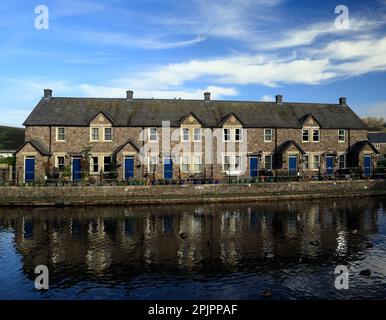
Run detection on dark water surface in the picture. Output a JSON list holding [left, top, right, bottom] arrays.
[[0, 198, 386, 300]]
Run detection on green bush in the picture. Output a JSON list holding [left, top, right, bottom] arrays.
[[0, 156, 15, 166]]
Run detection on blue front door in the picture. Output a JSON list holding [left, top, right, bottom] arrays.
[[288, 156, 297, 173], [72, 158, 82, 181], [125, 156, 134, 179], [326, 156, 334, 175], [164, 157, 173, 179], [25, 157, 35, 182], [364, 155, 372, 177], [249, 157, 259, 177]]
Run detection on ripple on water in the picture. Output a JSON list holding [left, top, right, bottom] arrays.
[[1, 198, 386, 299]]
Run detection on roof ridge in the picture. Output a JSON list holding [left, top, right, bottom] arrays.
[[49, 96, 341, 105]]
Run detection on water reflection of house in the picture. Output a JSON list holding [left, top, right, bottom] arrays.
[[0, 199, 381, 284]]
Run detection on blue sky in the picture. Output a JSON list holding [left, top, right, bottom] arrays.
[[1, 0, 386, 127]]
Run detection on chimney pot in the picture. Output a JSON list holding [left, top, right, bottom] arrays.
[[44, 88, 52, 99], [126, 90, 133, 100], [275, 94, 283, 104], [204, 92, 211, 101], [339, 97, 347, 106]]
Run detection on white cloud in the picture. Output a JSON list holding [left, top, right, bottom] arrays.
[[77, 84, 237, 99], [262, 17, 386, 49], [119, 55, 335, 88], [261, 95, 274, 101], [58, 28, 206, 50]]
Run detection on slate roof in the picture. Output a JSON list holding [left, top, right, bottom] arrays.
[[14, 140, 51, 156], [23, 97, 368, 129], [349, 141, 380, 154], [114, 139, 141, 154], [368, 132, 386, 143], [276, 140, 306, 155]]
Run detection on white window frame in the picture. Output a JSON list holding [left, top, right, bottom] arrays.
[[55, 156, 65, 171], [90, 127, 100, 142], [90, 156, 99, 174], [235, 128, 243, 142], [302, 129, 310, 142], [193, 128, 202, 142], [303, 154, 309, 170], [104, 127, 113, 141], [193, 155, 202, 173], [338, 129, 346, 143], [56, 127, 66, 142], [235, 155, 241, 171], [222, 154, 243, 174], [223, 128, 231, 142], [180, 155, 190, 173], [103, 156, 113, 173], [312, 129, 320, 143], [312, 154, 320, 170], [338, 154, 346, 169], [222, 155, 231, 171], [264, 155, 272, 170], [181, 127, 190, 142], [264, 129, 273, 142], [149, 128, 158, 142], [148, 154, 158, 172]]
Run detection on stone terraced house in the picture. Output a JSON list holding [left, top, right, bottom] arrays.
[[14, 89, 380, 183]]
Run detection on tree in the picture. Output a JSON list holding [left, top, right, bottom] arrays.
[[362, 117, 386, 132], [0, 128, 10, 149]]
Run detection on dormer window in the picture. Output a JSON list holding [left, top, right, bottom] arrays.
[[302, 127, 319, 142], [104, 128, 113, 141], [193, 128, 201, 142], [302, 129, 309, 142], [149, 128, 157, 141], [181, 128, 189, 141], [223, 128, 231, 141], [91, 127, 100, 141], [313, 129, 320, 142], [235, 128, 243, 141]]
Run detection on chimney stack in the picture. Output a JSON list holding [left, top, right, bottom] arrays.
[[204, 92, 211, 102], [44, 88, 52, 99], [275, 94, 283, 104], [126, 90, 133, 100], [339, 97, 347, 106]]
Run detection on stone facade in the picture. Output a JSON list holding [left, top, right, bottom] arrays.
[[15, 92, 379, 183]]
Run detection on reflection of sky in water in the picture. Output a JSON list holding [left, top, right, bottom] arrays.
[[0, 197, 385, 300]]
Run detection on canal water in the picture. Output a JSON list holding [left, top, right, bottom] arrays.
[[0, 198, 385, 300]]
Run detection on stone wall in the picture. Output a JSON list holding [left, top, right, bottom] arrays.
[[0, 180, 385, 206], [20, 124, 371, 182]]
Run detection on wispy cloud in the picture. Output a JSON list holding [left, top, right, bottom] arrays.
[[261, 95, 274, 101], [261, 16, 386, 49], [66, 29, 206, 49]]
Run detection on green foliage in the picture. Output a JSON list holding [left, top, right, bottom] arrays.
[[0, 126, 25, 149], [0, 156, 15, 165], [61, 165, 72, 177], [377, 159, 386, 168]]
